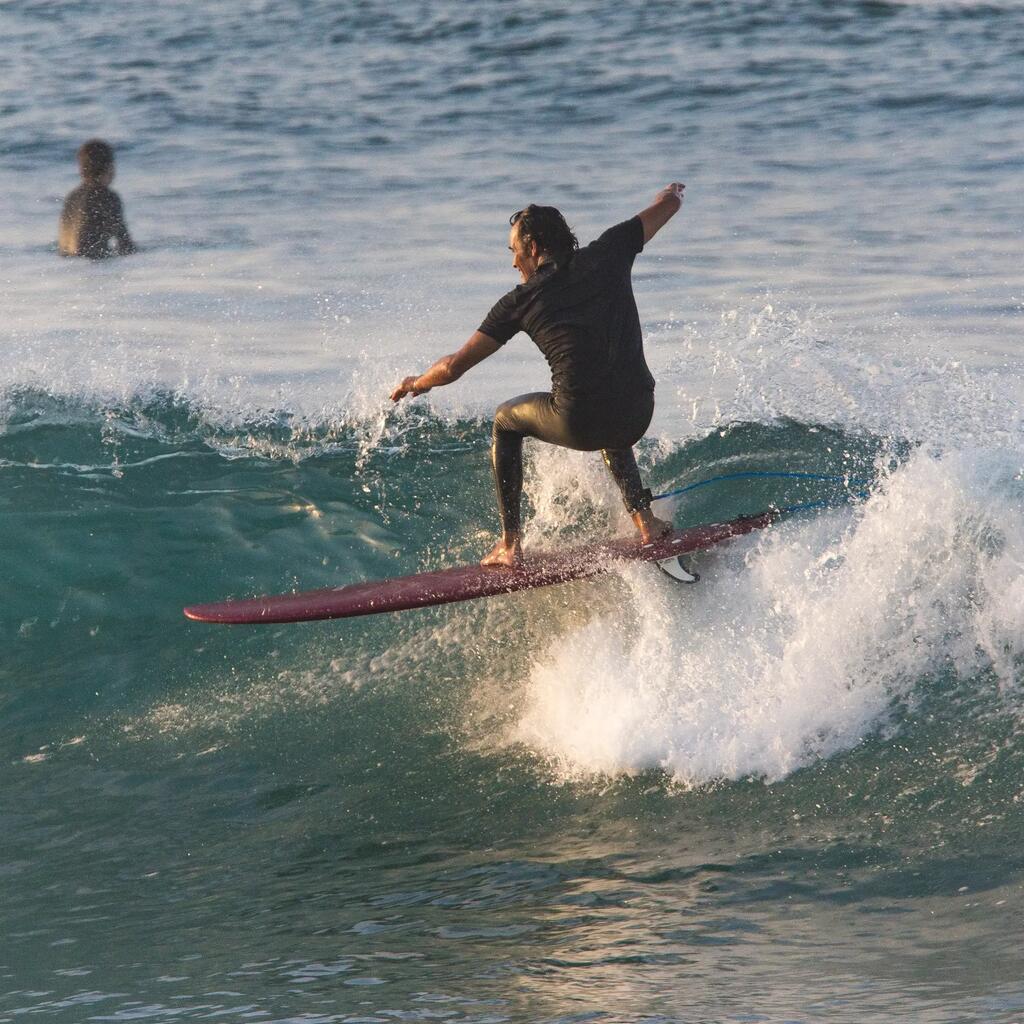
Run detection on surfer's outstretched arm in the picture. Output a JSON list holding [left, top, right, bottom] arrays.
[[638, 182, 685, 244], [390, 331, 501, 402]]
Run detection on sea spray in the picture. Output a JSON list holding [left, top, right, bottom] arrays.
[[515, 447, 1024, 783]]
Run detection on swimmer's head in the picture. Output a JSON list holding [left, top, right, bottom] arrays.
[[508, 205, 577, 281], [77, 139, 116, 184]]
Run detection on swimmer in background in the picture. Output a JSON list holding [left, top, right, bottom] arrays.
[[58, 139, 136, 259]]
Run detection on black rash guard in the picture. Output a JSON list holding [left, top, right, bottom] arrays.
[[58, 183, 135, 259], [478, 216, 655, 409]]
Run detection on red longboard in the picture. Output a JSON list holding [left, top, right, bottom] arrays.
[[183, 509, 780, 625]]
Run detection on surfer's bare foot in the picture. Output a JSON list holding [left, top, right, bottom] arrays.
[[632, 509, 674, 545], [480, 535, 523, 568]]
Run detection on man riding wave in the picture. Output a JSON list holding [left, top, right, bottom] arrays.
[[391, 182, 685, 567]]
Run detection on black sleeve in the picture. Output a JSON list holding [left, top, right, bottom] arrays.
[[592, 216, 645, 259], [477, 286, 523, 346]]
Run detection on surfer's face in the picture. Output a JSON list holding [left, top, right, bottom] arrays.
[[509, 224, 541, 283]]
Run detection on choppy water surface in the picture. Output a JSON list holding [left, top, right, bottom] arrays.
[[2, 1, 1023, 1022]]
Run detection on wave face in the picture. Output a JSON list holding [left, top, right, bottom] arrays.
[[3, 0, 1024, 1020], [3, 387, 1020, 774], [3, 384, 1024, 1022]]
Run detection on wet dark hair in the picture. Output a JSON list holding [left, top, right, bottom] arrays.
[[77, 139, 115, 180], [510, 205, 578, 259]]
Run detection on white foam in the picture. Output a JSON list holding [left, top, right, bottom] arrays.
[[655, 301, 1024, 450], [4, 282, 1023, 459], [514, 447, 1024, 784]]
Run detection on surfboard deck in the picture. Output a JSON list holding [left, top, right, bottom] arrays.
[[183, 509, 780, 625]]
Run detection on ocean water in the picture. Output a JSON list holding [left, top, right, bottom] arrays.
[[2, 1, 1024, 1021]]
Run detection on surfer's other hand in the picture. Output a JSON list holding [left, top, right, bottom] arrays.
[[390, 376, 430, 401]]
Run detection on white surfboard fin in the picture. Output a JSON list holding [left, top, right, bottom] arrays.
[[657, 555, 700, 584]]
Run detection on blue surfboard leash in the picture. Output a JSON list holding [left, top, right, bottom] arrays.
[[647, 470, 871, 583], [652, 470, 870, 505]]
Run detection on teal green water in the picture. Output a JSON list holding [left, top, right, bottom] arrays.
[[3, 391, 1023, 1022], [3, 0, 1024, 1017]]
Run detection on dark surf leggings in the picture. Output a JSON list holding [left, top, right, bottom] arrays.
[[491, 390, 655, 537]]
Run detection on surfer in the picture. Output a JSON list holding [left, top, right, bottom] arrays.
[[391, 183, 685, 567], [58, 139, 136, 259]]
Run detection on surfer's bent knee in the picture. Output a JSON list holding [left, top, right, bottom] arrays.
[[492, 400, 520, 436], [493, 392, 552, 438]]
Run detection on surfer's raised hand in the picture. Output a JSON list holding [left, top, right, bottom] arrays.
[[390, 376, 430, 402], [639, 182, 686, 244], [654, 182, 685, 205]]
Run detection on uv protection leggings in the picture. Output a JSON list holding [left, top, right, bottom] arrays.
[[491, 390, 655, 536]]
